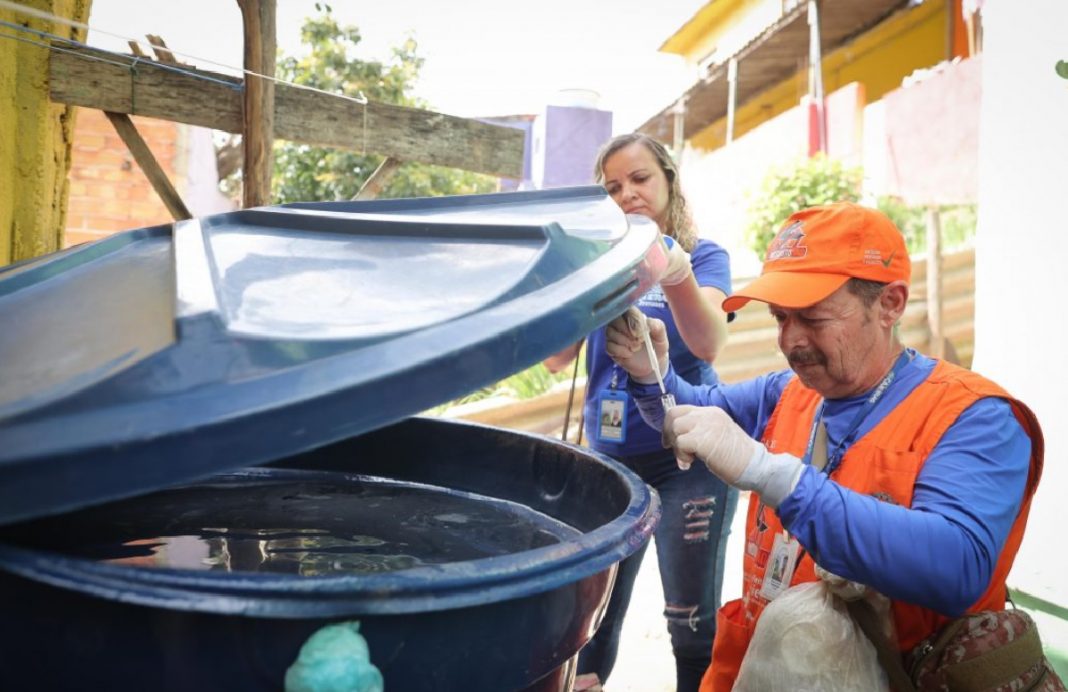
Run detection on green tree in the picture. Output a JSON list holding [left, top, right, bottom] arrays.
[[266, 6, 496, 203], [744, 155, 862, 256]]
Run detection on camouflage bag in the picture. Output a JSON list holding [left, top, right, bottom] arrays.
[[848, 601, 1065, 692], [905, 609, 1064, 692]]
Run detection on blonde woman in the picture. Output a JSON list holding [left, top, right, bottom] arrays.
[[546, 133, 737, 692]]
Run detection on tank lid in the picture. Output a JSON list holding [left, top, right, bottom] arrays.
[[0, 186, 665, 525]]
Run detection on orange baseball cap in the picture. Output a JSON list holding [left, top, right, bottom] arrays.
[[722, 202, 910, 312]]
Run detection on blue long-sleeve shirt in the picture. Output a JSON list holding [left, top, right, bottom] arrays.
[[628, 350, 1031, 616]]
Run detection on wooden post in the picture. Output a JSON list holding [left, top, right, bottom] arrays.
[[925, 206, 944, 359], [104, 112, 192, 221], [806, 0, 827, 155], [237, 0, 276, 209], [670, 98, 687, 154], [671, 98, 686, 155], [726, 58, 738, 145], [353, 157, 402, 200], [964, 11, 977, 57]]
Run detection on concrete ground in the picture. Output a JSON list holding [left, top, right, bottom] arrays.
[[605, 492, 749, 692]]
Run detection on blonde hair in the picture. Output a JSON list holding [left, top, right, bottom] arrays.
[[593, 133, 697, 252]]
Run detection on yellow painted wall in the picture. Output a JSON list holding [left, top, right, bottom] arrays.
[[690, 0, 954, 151], [0, 0, 92, 266], [663, 0, 783, 66]]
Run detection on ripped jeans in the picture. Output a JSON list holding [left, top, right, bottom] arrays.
[[577, 447, 739, 692]]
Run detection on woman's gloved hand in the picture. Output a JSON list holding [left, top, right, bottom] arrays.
[[659, 235, 693, 286], [605, 308, 669, 385]]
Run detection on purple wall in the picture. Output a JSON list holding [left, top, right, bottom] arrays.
[[533, 105, 613, 189]]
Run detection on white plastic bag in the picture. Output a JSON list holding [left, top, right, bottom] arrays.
[[733, 577, 889, 692]]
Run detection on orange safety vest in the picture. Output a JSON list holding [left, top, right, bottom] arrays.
[[701, 360, 1044, 692]]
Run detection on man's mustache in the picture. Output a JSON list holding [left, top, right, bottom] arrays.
[[787, 350, 825, 367]]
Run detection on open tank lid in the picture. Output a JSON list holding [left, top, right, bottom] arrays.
[[0, 186, 666, 525]]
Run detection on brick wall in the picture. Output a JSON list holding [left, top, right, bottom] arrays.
[[64, 110, 185, 247]]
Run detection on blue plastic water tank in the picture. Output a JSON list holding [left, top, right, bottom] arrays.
[[0, 187, 666, 691]]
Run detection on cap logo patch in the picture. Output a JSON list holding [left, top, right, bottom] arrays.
[[766, 221, 808, 261], [862, 249, 895, 267]]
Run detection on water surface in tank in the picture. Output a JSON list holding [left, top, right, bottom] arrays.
[[1, 475, 580, 576]]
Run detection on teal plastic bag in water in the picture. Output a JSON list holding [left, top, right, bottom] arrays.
[[285, 621, 384, 692]]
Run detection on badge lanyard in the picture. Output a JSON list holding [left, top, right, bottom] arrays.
[[801, 349, 913, 475], [596, 365, 629, 444], [751, 350, 912, 600]]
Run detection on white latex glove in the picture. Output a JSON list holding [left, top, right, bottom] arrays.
[[663, 405, 758, 480], [664, 405, 804, 507], [604, 307, 669, 385], [659, 235, 693, 287]]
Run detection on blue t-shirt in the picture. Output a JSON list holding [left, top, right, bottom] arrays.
[[628, 350, 1032, 616], [584, 238, 732, 456]]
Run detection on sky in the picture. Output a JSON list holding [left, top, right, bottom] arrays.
[[82, 0, 709, 134]]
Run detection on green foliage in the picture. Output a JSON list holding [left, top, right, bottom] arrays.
[[224, 7, 496, 203], [425, 360, 584, 416], [744, 155, 862, 256], [875, 195, 926, 253], [875, 196, 977, 254]]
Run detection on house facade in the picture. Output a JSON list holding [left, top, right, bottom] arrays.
[[639, 0, 981, 274]]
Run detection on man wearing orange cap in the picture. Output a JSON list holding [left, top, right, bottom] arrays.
[[606, 202, 1044, 691]]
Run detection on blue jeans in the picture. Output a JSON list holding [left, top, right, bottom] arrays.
[[577, 448, 739, 692]]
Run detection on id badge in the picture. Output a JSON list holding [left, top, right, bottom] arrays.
[[759, 531, 800, 601], [596, 390, 628, 443]]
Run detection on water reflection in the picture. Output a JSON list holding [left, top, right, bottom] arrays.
[[3, 476, 578, 576]]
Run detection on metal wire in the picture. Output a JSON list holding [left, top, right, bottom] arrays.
[[0, 19, 242, 89], [0, 0, 368, 105]]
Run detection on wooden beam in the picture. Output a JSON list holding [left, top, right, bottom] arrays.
[[49, 46, 525, 178], [236, 0, 276, 208], [103, 112, 192, 221], [353, 157, 402, 200]]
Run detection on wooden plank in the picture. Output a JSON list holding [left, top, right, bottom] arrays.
[[237, 0, 276, 208], [145, 35, 180, 65], [353, 156, 402, 200], [49, 46, 525, 178], [103, 112, 192, 221], [271, 87, 523, 178], [50, 47, 244, 131], [925, 207, 944, 358]]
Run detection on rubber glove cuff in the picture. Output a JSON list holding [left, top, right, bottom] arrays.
[[734, 445, 804, 508]]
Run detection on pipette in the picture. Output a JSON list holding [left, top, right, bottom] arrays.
[[642, 327, 676, 412], [625, 309, 675, 412]]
